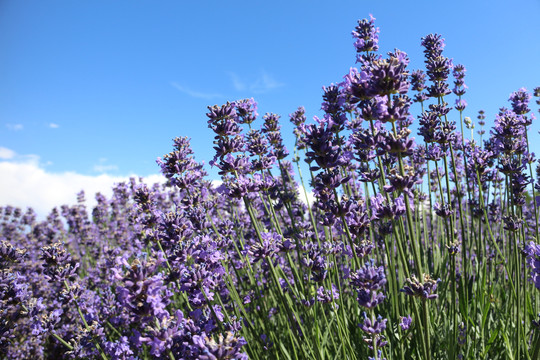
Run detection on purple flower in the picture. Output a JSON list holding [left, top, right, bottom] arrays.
[[290, 106, 307, 149], [434, 202, 453, 218], [421, 34, 445, 59], [368, 350, 387, 360], [399, 315, 413, 331], [352, 15, 379, 57], [302, 247, 330, 283], [452, 64, 467, 96], [248, 232, 280, 263], [351, 260, 386, 309], [0, 240, 26, 267], [359, 312, 387, 335], [410, 70, 426, 93], [114, 257, 171, 320], [370, 51, 410, 97], [359, 312, 388, 350], [210, 153, 251, 176], [383, 166, 418, 198], [223, 174, 259, 199], [197, 332, 248, 360], [455, 99, 467, 111], [524, 241, 540, 290], [533, 313, 540, 329], [401, 274, 440, 300], [371, 193, 409, 220], [491, 110, 527, 155], [104, 336, 134, 359], [262, 113, 289, 160], [235, 98, 258, 125], [458, 322, 467, 346], [40, 242, 79, 283], [477, 109, 486, 124], [342, 67, 373, 104], [418, 109, 441, 144], [446, 242, 460, 256], [316, 284, 339, 304], [356, 289, 386, 309], [206, 102, 239, 136], [350, 260, 387, 291], [421, 33, 453, 98], [322, 84, 346, 116], [157, 137, 207, 190], [509, 88, 532, 115], [303, 122, 342, 171]]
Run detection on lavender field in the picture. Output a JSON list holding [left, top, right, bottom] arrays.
[[3, 16, 540, 359]]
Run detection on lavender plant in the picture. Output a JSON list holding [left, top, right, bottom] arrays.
[[2, 15, 540, 360]]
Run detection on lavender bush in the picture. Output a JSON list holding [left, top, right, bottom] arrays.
[[2, 15, 540, 360]]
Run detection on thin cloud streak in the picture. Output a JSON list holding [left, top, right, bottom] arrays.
[[6, 123, 23, 131], [229, 70, 284, 94], [93, 164, 119, 172], [93, 158, 118, 173], [230, 72, 247, 91], [171, 82, 224, 99]]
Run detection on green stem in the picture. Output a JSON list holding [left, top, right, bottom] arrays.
[[52, 333, 74, 350]]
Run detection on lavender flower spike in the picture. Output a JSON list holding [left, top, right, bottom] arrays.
[[401, 274, 440, 300]]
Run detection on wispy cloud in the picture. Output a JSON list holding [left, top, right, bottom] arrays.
[[93, 158, 118, 173], [229, 70, 284, 94], [6, 123, 23, 131], [49, 123, 59, 129], [93, 164, 119, 172], [230, 73, 247, 91], [171, 82, 223, 99]]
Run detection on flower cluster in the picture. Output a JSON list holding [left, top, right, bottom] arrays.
[[2, 15, 540, 360]]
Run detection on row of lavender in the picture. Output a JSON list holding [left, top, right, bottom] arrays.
[[2, 15, 540, 359]]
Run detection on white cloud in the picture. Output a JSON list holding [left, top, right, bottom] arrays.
[[229, 70, 284, 94], [1, 148, 313, 221], [6, 123, 23, 131], [49, 123, 59, 128], [0, 147, 16, 160], [0, 153, 166, 219], [171, 82, 224, 99]]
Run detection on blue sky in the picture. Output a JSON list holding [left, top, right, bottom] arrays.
[[1, 0, 539, 215]]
